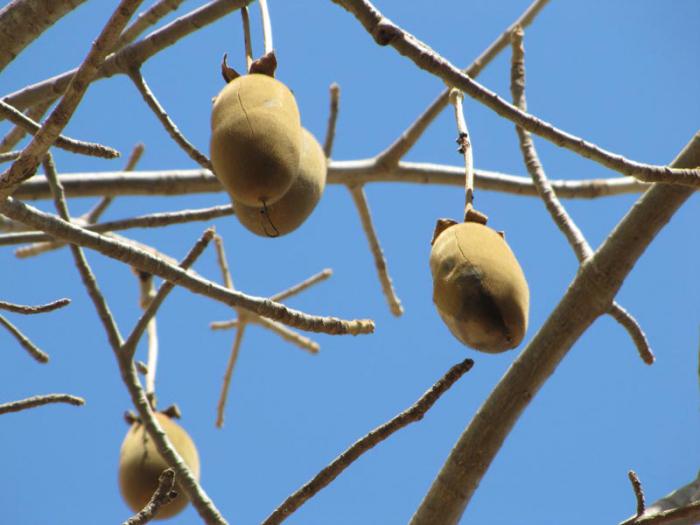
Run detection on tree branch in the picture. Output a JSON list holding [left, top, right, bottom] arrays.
[[262, 358, 474, 525], [0, 0, 86, 73], [121, 468, 177, 525], [0, 313, 49, 362], [0, 297, 69, 314], [11, 164, 650, 202], [0, 393, 84, 414]]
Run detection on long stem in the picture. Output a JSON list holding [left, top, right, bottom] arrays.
[[258, 0, 274, 54]]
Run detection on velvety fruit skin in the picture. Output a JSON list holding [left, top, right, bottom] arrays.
[[232, 128, 326, 237], [430, 222, 529, 353], [210, 74, 302, 207], [119, 413, 200, 520]]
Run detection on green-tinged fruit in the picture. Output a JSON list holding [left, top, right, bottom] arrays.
[[430, 221, 529, 353], [210, 73, 302, 207], [118, 412, 200, 520], [233, 128, 327, 237]]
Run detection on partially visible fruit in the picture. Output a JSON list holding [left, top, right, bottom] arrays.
[[233, 128, 327, 237], [210, 73, 302, 207], [118, 412, 200, 520], [430, 221, 529, 353]]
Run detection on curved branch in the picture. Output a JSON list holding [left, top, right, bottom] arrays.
[[0, 393, 84, 414]]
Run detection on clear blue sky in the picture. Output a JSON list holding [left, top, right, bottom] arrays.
[[1, 1, 699, 524]]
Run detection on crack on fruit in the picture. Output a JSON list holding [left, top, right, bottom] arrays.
[[260, 201, 280, 238], [236, 90, 254, 138]]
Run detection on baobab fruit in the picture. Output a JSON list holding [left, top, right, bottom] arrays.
[[232, 128, 327, 237], [118, 412, 200, 519], [210, 73, 302, 207], [430, 221, 529, 353]]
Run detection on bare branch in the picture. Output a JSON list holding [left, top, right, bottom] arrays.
[[258, 0, 273, 55], [3, 0, 253, 112], [323, 83, 340, 158], [210, 319, 240, 330], [348, 185, 403, 316], [0, 313, 49, 362], [0, 99, 52, 153], [271, 269, 333, 302], [12, 165, 650, 202], [216, 323, 246, 428], [509, 27, 653, 365], [409, 134, 700, 525], [608, 304, 654, 365], [213, 233, 235, 290], [0, 393, 84, 415], [375, 0, 551, 168], [122, 228, 215, 357], [628, 470, 646, 518], [0, 0, 144, 196], [249, 315, 319, 354], [330, 0, 700, 187], [262, 358, 474, 525], [0, 0, 87, 73], [0, 100, 120, 159], [0, 297, 69, 314], [115, 0, 185, 50], [241, 5, 253, 70], [3, 205, 233, 249], [121, 468, 177, 525], [128, 68, 213, 170], [43, 153, 124, 349]]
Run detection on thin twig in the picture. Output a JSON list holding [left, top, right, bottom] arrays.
[[122, 228, 215, 358], [323, 83, 340, 158], [330, 0, 700, 187], [210, 319, 240, 330], [0, 100, 120, 160], [0, 0, 144, 196], [249, 315, 319, 354], [4, 205, 233, 250], [43, 153, 124, 349], [213, 233, 235, 290], [262, 358, 475, 525], [258, 0, 273, 54], [241, 5, 253, 71], [509, 27, 653, 365], [0, 393, 84, 415], [136, 273, 159, 396], [0, 297, 70, 314], [116, 0, 185, 50], [129, 68, 213, 170], [121, 468, 177, 525], [12, 165, 650, 202], [271, 269, 333, 302], [0, 99, 53, 153], [0, 313, 49, 363], [375, 0, 551, 168], [216, 323, 246, 428], [628, 470, 646, 518], [348, 185, 403, 316], [449, 88, 480, 222], [3, 0, 252, 112]]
